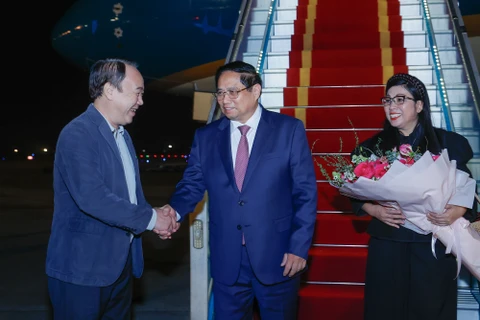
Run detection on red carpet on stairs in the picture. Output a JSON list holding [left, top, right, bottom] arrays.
[[277, 0, 409, 318]]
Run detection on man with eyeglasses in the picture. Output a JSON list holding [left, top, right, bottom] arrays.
[[160, 60, 318, 319]]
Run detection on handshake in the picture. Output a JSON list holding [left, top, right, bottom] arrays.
[[153, 204, 180, 240]]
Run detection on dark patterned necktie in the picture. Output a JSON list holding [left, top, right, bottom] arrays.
[[234, 125, 250, 191]]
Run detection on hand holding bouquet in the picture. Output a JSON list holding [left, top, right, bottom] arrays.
[[315, 141, 479, 280]]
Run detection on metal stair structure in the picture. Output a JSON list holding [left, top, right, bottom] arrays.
[[235, 0, 480, 318]]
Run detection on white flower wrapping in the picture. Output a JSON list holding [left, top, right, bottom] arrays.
[[338, 149, 479, 280]]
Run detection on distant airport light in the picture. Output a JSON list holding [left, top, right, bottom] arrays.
[[43, 148, 48, 152], [168, 145, 173, 149], [27, 155, 34, 160], [14, 149, 19, 153], [31, 153, 36, 157], [139, 154, 144, 158]]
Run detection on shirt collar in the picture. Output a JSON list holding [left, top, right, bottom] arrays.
[[97, 110, 124, 136], [230, 104, 262, 133]]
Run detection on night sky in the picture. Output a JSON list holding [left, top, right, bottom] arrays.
[[2, 1, 202, 158]]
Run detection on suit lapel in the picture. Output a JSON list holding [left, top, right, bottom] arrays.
[[86, 104, 123, 165], [100, 123, 122, 164], [242, 109, 274, 190], [217, 118, 237, 191]]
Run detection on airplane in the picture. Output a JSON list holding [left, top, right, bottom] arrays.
[[51, 0, 480, 98], [51, 0, 242, 97]]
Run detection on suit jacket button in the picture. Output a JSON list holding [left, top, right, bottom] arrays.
[[237, 225, 242, 230], [238, 200, 244, 206]]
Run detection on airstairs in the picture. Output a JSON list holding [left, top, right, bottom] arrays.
[[234, 0, 480, 319]]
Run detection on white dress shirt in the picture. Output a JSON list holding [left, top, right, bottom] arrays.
[[230, 105, 262, 167]]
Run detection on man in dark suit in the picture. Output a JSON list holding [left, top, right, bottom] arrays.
[[45, 58, 179, 319], [162, 61, 318, 319]]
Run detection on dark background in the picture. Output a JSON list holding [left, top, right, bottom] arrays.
[[2, 1, 202, 159]]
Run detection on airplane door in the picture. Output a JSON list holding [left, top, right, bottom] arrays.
[[190, 91, 216, 320], [189, 193, 212, 320]]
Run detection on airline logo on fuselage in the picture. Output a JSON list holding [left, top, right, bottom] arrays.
[[193, 15, 233, 36]]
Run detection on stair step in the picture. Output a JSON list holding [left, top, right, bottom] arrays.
[[248, 15, 453, 38], [284, 66, 408, 87], [308, 130, 381, 153], [313, 214, 370, 245], [246, 29, 454, 54], [293, 15, 403, 33], [242, 47, 459, 70], [316, 182, 352, 212], [291, 31, 405, 50], [284, 86, 385, 106], [262, 83, 472, 108], [280, 106, 385, 129], [304, 246, 368, 283], [298, 284, 364, 319], [264, 64, 467, 88]]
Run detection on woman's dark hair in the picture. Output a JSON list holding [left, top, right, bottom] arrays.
[[89, 58, 138, 100], [379, 73, 442, 154], [215, 61, 262, 91]]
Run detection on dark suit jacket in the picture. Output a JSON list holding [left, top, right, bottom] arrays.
[[46, 104, 153, 286], [170, 106, 318, 285], [351, 127, 476, 242]]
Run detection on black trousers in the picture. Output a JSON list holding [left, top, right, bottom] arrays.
[[364, 237, 457, 320], [48, 249, 133, 320]]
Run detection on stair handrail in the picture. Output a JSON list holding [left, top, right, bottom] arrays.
[[420, 0, 455, 132], [201, 3, 253, 318], [444, 0, 480, 124], [256, 0, 278, 74], [206, 0, 253, 125]]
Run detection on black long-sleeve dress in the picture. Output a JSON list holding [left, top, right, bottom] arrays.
[[350, 125, 476, 320]]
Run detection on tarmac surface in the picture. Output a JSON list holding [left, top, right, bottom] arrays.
[[0, 161, 191, 320]]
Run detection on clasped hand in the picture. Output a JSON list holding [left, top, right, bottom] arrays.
[[153, 205, 180, 240], [426, 204, 466, 226]]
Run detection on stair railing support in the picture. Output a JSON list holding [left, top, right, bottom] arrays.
[[421, 0, 455, 132]]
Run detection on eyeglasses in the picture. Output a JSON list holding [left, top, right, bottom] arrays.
[[213, 84, 254, 100], [381, 95, 415, 106]]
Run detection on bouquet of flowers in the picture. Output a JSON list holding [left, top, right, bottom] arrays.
[[315, 139, 479, 280]]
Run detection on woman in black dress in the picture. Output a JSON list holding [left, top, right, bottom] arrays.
[[351, 73, 477, 320]]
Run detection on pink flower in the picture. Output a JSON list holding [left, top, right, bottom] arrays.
[[354, 161, 375, 179], [399, 144, 413, 157]]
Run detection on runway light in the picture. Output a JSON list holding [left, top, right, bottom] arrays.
[[14, 149, 19, 153], [43, 148, 48, 152], [27, 155, 34, 160], [168, 145, 173, 149]]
